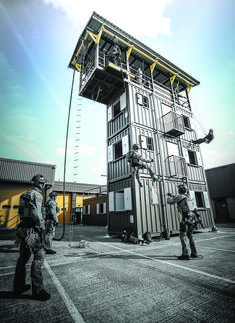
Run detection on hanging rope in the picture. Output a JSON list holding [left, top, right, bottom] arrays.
[[191, 98, 207, 136], [54, 69, 76, 241]]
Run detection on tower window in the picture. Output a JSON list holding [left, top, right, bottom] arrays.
[[147, 137, 154, 150], [195, 192, 205, 207], [113, 101, 121, 117], [188, 150, 197, 165], [183, 116, 191, 129], [143, 96, 149, 108], [114, 141, 123, 159]]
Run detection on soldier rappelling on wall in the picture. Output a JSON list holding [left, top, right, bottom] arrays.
[[126, 144, 158, 187], [192, 129, 214, 145]]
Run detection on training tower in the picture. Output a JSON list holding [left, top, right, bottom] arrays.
[[69, 12, 215, 237]]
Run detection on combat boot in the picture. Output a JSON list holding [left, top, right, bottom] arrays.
[[14, 284, 31, 295], [178, 255, 190, 260], [32, 289, 51, 301], [46, 249, 56, 254], [191, 254, 199, 258]]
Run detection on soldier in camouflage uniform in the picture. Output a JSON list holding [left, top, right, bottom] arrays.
[[167, 184, 199, 260], [127, 144, 158, 187], [45, 191, 59, 254], [13, 174, 51, 301]]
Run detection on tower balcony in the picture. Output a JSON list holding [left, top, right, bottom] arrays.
[[163, 111, 185, 137], [79, 50, 130, 105]]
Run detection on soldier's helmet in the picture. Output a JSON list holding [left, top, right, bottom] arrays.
[[178, 184, 187, 194], [31, 174, 47, 189], [49, 191, 58, 198], [132, 144, 139, 150]]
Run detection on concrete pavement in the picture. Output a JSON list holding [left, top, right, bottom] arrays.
[[0, 224, 235, 323]]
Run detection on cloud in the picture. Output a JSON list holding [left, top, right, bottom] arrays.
[[43, 0, 173, 38]]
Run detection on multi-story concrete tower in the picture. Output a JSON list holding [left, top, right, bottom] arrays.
[[69, 12, 215, 238]]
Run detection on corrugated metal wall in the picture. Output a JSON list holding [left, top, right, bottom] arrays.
[[134, 178, 163, 236], [0, 158, 55, 184], [107, 78, 214, 237]]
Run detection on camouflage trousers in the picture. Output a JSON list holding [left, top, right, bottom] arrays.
[[179, 212, 198, 257], [14, 236, 45, 294], [45, 220, 55, 250]]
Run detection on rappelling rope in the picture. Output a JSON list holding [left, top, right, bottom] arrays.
[[191, 98, 207, 136]]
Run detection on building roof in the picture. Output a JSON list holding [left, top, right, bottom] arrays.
[[0, 158, 56, 185], [53, 181, 107, 195], [69, 11, 200, 91]]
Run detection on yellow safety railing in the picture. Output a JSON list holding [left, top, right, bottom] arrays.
[[71, 26, 195, 92]]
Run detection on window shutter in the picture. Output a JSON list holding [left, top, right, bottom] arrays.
[[108, 106, 112, 121], [122, 135, 129, 155], [190, 117, 195, 130], [96, 204, 100, 214], [137, 93, 143, 105], [189, 191, 196, 208], [120, 92, 126, 110], [109, 192, 114, 211], [203, 192, 210, 208], [182, 147, 190, 164], [196, 151, 203, 166], [103, 203, 106, 213], [124, 187, 132, 210], [107, 145, 113, 162], [140, 135, 147, 149]]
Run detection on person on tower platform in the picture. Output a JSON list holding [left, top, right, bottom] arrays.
[[107, 35, 121, 65]]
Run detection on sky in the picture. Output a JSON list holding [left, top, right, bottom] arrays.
[[0, 0, 234, 185]]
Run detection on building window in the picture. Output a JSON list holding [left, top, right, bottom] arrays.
[[183, 116, 191, 129], [113, 101, 121, 117], [114, 141, 123, 159], [137, 93, 149, 108], [97, 203, 106, 214], [143, 96, 149, 108], [147, 137, 154, 150], [188, 150, 198, 165], [195, 192, 205, 208], [99, 203, 104, 214], [84, 205, 90, 214], [140, 135, 154, 150], [115, 191, 125, 211]]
